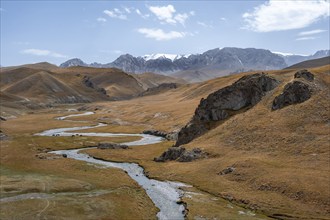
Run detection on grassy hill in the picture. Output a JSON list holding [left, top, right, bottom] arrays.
[[0, 63, 329, 219], [81, 65, 330, 219]]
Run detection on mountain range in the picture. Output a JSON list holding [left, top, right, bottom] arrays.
[[60, 47, 329, 82]]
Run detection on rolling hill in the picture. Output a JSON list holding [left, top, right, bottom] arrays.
[[80, 64, 330, 219]]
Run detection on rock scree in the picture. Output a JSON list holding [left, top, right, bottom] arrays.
[[175, 73, 280, 146], [154, 147, 207, 162], [294, 69, 314, 81], [272, 81, 312, 110]]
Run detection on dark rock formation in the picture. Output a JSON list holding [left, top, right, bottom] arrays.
[[82, 76, 107, 95], [0, 116, 6, 121], [154, 147, 206, 162], [154, 147, 185, 162], [294, 69, 314, 81], [219, 167, 235, 175], [97, 142, 129, 149], [175, 73, 280, 146], [177, 148, 206, 162], [272, 81, 312, 110]]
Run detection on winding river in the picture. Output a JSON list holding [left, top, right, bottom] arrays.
[[36, 112, 187, 220]]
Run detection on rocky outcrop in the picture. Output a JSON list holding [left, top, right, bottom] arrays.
[[177, 148, 206, 162], [154, 147, 206, 162], [294, 69, 314, 81], [219, 167, 235, 175], [96, 142, 129, 149], [82, 76, 107, 95], [36, 153, 65, 160], [143, 129, 178, 141], [0, 116, 6, 121], [272, 81, 312, 110], [175, 73, 280, 146]]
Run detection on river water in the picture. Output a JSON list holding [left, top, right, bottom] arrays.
[[36, 112, 187, 220]]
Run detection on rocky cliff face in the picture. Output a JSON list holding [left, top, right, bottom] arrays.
[[175, 73, 280, 146]]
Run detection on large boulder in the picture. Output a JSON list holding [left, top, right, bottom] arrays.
[[97, 142, 129, 149], [294, 69, 314, 81], [154, 147, 207, 162], [272, 81, 312, 110], [175, 73, 280, 146], [154, 147, 185, 162], [177, 148, 206, 162]]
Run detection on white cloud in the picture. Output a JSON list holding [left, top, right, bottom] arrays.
[[148, 4, 192, 25], [296, 36, 318, 41], [21, 49, 67, 58], [137, 28, 186, 41], [197, 21, 213, 28], [298, 29, 327, 36], [174, 13, 189, 26], [124, 7, 131, 14], [136, 9, 150, 19], [104, 9, 127, 20], [220, 17, 227, 21], [243, 0, 330, 32], [149, 5, 176, 24], [97, 17, 107, 22]]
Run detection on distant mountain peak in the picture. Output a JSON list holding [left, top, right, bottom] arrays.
[[142, 53, 190, 61], [59, 58, 87, 68]]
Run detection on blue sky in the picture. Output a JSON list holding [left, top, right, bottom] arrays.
[[1, 0, 329, 66]]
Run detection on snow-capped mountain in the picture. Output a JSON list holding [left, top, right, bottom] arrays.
[[142, 54, 190, 61], [59, 48, 329, 81], [272, 50, 330, 66]]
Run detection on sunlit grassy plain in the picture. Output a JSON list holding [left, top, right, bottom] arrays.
[[1, 65, 329, 219]]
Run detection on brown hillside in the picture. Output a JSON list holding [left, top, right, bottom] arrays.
[[82, 65, 330, 219], [53, 66, 145, 100], [3, 71, 91, 103], [132, 72, 187, 89]]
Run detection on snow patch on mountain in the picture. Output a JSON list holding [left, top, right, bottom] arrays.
[[272, 51, 308, 57], [142, 54, 190, 61]]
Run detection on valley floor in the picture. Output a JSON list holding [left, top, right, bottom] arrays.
[[1, 65, 329, 219]]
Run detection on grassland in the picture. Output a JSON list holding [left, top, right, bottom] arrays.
[[1, 65, 329, 219]]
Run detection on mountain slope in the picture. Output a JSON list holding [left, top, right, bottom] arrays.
[[60, 47, 288, 79], [59, 48, 329, 83], [3, 71, 92, 103], [131, 72, 187, 89], [285, 56, 330, 69]]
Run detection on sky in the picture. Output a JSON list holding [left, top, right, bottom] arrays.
[[1, 0, 329, 66]]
